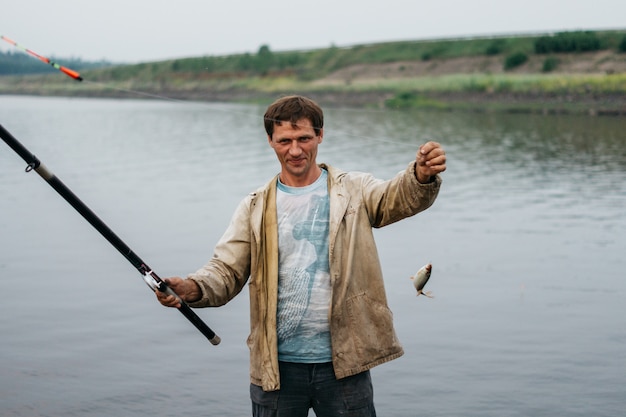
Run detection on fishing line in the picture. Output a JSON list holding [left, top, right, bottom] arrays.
[[81, 79, 189, 103], [91, 80, 418, 151], [80, 78, 420, 151], [1, 35, 421, 150]]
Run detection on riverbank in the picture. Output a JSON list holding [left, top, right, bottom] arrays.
[[2, 79, 624, 116]]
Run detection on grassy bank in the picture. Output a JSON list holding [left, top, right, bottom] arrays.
[[1, 30, 625, 115]]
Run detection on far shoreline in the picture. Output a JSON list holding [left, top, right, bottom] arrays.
[[2, 89, 625, 116]]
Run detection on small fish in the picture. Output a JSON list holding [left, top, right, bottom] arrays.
[[410, 263, 433, 298]]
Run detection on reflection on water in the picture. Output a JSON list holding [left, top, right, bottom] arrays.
[[0, 96, 625, 417]]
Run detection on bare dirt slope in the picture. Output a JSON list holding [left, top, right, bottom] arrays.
[[316, 51, 626, 84]]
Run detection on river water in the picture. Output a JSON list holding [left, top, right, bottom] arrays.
[[0, 95, 624, 417]]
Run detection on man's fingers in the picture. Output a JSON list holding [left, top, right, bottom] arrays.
[[418, 149, 445, 167], [425, 153, 446, 167], [419, 141, 441, 155], [156, 290, 181, 308]]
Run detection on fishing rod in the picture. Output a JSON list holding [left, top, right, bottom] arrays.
[[0, 124, 220, 345]]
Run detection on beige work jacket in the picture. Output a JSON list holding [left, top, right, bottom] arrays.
[[188, 162, 441, 391]]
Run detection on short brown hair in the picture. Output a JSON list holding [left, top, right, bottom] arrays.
[[263, 95, 324, 138]]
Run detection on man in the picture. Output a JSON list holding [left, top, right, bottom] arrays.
[[157, 95, 446, 416]]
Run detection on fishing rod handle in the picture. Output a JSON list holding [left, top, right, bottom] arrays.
[[178, 301, 221, 346], [144, 271, 221, 346]]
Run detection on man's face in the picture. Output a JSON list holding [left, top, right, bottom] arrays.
[[268, 118, 323, 187]]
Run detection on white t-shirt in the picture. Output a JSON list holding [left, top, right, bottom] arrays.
[[276, 169, 332, 363]]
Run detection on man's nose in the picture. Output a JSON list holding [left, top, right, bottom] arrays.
[[289, 141, 302, 154]]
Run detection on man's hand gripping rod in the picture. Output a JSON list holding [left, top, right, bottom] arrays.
[[0, 124, 220, 345], [141, 268, 220, 345]]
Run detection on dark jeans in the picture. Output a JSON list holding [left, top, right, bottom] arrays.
[[250, 361, 376, 417]]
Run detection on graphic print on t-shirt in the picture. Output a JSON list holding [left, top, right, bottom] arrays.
[[276, 173, 332, 362]]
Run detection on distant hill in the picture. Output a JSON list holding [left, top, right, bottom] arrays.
[[84, 30, 626, 80]]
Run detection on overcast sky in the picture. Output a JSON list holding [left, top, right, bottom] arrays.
[[1, 0, 625, 63]]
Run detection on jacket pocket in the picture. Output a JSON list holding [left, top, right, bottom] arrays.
[[246, 330, 262, 383], [345, 292, 396, 361]]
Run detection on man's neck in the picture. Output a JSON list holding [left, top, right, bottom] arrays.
[[280, 165, 322, 187]]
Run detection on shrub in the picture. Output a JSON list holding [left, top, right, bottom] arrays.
[[542, 57, 559, 72], [620, 35, 626, 53], [485, 40, 505, 55], [504, 52, 528, 70]]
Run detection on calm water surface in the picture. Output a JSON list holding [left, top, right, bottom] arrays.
[[1, 95, 625, 416]]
